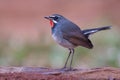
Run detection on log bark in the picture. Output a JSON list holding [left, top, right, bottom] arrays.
[[0, 67, 120, 80]]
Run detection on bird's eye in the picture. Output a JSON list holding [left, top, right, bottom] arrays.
[[53, 16, 58, 20], [49, 16, 59, 20]]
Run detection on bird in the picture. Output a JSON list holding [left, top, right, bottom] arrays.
[[44, 14, 111, 70]]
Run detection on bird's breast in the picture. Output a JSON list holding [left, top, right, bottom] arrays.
[[52, 32, 76, 49]]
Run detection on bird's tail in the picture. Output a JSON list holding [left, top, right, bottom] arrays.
[[82, 26, 111, 37]]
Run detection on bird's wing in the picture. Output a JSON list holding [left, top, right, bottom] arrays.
[[61, 22, 93, 49]]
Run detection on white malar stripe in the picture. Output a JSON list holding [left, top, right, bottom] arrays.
[[52, 20, 57, 23]]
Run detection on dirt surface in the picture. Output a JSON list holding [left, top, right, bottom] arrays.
[[0, 67, 119, 80]]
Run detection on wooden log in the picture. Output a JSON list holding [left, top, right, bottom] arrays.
[[0, 67, 120, 80]]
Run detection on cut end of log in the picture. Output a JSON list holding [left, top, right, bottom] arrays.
[[0, 67, 120, 80]]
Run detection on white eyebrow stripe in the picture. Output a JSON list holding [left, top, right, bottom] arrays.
[[50, 16, 55, 18]]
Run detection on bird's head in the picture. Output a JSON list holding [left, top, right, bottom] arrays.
[[44, 14, 65, 27]]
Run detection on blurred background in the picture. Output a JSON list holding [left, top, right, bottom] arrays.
[[0, 0, 120, 68]]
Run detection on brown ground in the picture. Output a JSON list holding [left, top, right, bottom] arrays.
[[0, 67, 120, 80]]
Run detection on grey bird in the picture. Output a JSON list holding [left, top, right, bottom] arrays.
[[44, 14, 111, 70]]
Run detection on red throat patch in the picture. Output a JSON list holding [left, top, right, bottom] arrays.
[[49, 20, 54, 27]]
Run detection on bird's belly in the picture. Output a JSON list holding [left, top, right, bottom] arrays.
[[52, 34, 75, 49]]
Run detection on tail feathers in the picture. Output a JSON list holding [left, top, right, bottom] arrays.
[[82, 26, 111, 37]]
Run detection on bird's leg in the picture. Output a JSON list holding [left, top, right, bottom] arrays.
[[63, 49, 71, 69], [69, 49, 74, 70]]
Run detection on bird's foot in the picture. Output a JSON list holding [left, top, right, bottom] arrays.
[[59, 67, 77, 72]]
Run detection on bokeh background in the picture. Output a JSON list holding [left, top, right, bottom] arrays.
[[0, 0, 120, 68]]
